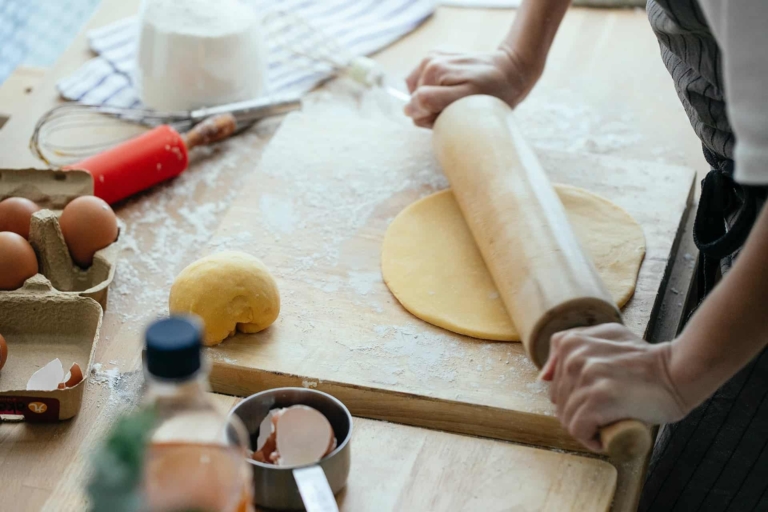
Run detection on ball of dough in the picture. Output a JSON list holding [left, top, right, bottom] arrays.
[[169, 251, 280, 346]]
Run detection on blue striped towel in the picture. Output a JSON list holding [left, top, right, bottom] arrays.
[[57, 0, 435, 108]]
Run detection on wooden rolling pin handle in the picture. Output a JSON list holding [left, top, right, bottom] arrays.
[[529, 298, 622, 369], [182, 113, 238, 149], [600, 419, 652, 461]]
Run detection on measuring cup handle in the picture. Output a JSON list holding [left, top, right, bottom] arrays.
[[292, 466, 339, 512]]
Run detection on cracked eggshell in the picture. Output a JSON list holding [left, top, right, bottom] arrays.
[[253, 408, 285, 463], [58, 363, 84, 389], [256, 408, 284, 451], [275, 405, 334, 467], [27, 358, 64, 391], [326, 436, 338, 457]]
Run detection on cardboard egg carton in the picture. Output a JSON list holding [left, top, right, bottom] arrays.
[[0, 168, 121, 421]]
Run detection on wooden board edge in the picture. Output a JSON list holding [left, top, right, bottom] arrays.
[[210, 362, 591, 453], [643, 173, 696, 342]]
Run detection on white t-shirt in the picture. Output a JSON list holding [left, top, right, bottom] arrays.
[[699, 1, 768, 185]]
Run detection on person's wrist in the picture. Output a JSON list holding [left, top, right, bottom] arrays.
[[497, 43, 544, 88], [653, 341, 693, 419]]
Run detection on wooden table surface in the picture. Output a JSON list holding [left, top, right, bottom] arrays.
[[0, 1, 702, 511]]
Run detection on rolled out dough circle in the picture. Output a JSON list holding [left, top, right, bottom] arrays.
[[381, 185, 646, 341]]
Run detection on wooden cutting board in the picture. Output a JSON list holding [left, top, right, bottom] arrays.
[[206, 101, 695, 452], [211, 393, 618, 512]]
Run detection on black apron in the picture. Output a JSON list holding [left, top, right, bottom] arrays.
[[638, 148, 768, 512], [640, 2, 768, 510]]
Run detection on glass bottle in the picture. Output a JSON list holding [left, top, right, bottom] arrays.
[[141, 316, 253, 512]]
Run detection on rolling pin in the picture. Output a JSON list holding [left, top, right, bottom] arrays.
[[432, 95, 651, 461]]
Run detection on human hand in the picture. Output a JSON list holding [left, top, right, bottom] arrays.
[[539, 323, 689, 452], [403, 48, 540, 128]]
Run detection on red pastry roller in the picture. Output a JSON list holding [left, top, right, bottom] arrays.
[[66, 115, 233, 204]]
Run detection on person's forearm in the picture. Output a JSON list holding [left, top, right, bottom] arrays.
[[500, 0, 572, 77], [670, 202, 768, 409]]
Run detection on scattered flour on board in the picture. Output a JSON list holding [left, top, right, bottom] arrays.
[[260, 194, 298, 235], [516, 87, 642, 155], [208, 231, 254, 251], [90, 363, 122, 390], [207, 350, 237, 365], [347, 271, 381, 296], [321, 279, 341, 293]]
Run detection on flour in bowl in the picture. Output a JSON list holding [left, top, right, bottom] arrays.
[[135, 0, 267, 111]]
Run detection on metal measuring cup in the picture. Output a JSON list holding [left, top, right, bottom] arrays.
[[228, 388, 352, 511]]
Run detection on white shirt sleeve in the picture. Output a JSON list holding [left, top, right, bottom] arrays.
[[699, 1, 768, 185]]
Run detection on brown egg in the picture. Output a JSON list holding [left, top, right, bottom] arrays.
[[59, 196, 118, 268], [0, 197, 40, 239], [0, 335, 7, 371], [0, 231, 38, 290]]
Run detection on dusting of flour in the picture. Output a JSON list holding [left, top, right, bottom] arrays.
[[98, 83, 649, 421]]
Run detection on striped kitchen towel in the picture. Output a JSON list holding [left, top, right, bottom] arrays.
[[57, 0, 436, 108]]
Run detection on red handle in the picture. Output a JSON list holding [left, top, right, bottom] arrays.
[[66, 125, 189, 205]]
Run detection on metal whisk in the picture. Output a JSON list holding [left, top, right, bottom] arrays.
[[30, 94, 303, 166]]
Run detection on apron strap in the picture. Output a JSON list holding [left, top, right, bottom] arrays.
[[693, 148, 762, 297]]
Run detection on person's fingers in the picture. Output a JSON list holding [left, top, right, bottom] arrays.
[[546, 332, 567, 402], [407, 48, 472, 93], [538, 352, 557, 382], [587, 353, 619, 384], [406, 55, 433, 93], [541, 328, 574, 383], [548, 330, 587, 406], [560, 381, 596, 426], [403, 95, 432, 119], [417, 58, 454, 89], [568, 404, 603, 453], [545, 324, 638, 390], [405, 83, 475, 122], [405, 50, 458, 92], [411, 113, 438, 129], [554, 344, 590, 417], [539, 333, 564, 382], [577, 323, 635, 342], [567, 396, 606, 453]]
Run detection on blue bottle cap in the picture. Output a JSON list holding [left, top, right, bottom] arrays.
[[145, 316, 203, 379]]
